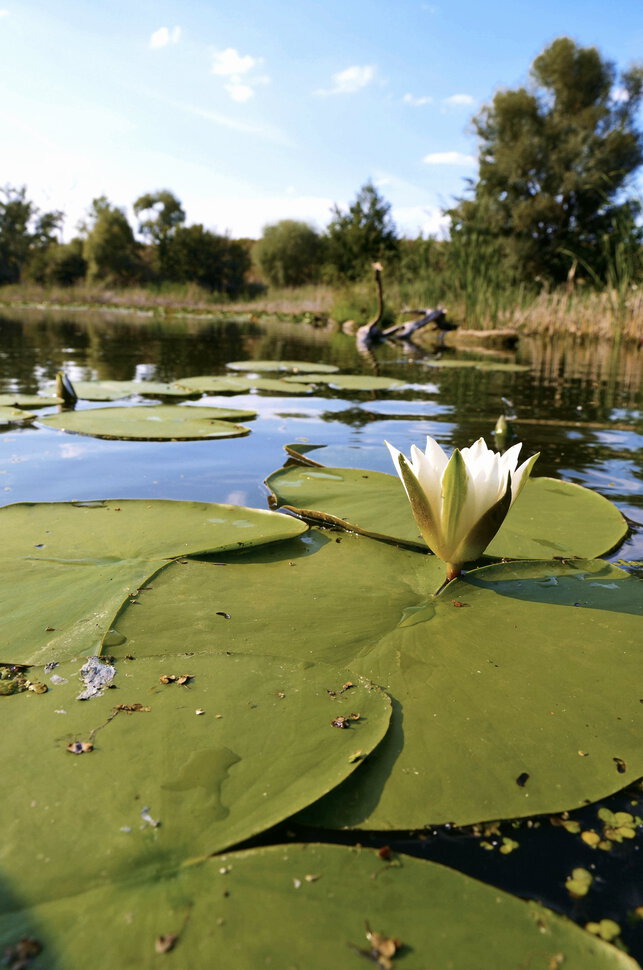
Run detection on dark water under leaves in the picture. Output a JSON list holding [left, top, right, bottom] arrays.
[[1, 308, 642, 959]]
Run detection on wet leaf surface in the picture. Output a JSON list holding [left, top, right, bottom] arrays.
[[113, 534, 643, 826], [40, 404, 254, 440], [0, 500, 306, 664], [0, 656, 391, 911], [0, 844, 636, 969], [266, 464, 628, 560]]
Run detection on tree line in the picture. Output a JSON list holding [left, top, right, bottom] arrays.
[[1, 38, 641, 299]]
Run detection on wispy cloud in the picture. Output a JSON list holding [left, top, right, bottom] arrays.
[[149, 26, 181, 49], [403, 93, 433, 106], [211, 47, 269, 102], [0, 9, 9, 16], [162, 95, 291, 145], [443, 93, 474, 107], [423, 151, 476, 166], [317, 65, 376, 95]]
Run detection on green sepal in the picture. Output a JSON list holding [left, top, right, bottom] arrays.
[[397, 453, 441, 555], [441, 449, 469, 553]]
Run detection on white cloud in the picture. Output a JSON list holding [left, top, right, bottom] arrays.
[[318, 65, 376, 95], [0, 9, 9, 16], [612, 86, 630, 103], [394, 204, 449, 239], [403, 93, 433, 106], [423, 151, 476, 166], [212, 48, 259, 77], [149, 26, 181, 49], [224, 82, 254, 103], [187, 192, 335, 238], [211, 48, 268, 102], [443, 93, 474, 106]]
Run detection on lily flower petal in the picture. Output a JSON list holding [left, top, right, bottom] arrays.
[[387, 435, 539, 581]]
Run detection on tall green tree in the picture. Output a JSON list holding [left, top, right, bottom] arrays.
[[0, 185, 63, 285], [133, 190, 185, 276], [325, 181, 399, 281], [254, 220, 323, 287], [83, 197, 143, 284], [448, 38, 643, 285], [164, 224, 250, 296]]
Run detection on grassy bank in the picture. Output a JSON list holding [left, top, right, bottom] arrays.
[[0, 279, 641, 342]]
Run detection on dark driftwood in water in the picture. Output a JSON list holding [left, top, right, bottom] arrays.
[[382, 307, 451, 340]]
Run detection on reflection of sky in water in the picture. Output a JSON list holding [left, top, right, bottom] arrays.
[[0, 315, 640, 559]]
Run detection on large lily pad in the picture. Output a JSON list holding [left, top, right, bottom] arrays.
[[226, 359, 339, 373], [40, 405, 254, 440], [284, 373, 406, 390], [0, 500, 307, 665], [112, 535, 643, 825], [0, 844, 635, 969], [266, 465, 628, 560], [0, 656, 391, 910]]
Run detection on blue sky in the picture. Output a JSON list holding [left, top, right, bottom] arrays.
[[1, 0, 641, 240]]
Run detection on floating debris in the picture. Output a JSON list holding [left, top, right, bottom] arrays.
[[77, 656, 116, 700]]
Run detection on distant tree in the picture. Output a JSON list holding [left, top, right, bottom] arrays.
[[83, 197, 143, 284], [164, 224, 250, 296], [32, 238, 87, 286], [448, 38, 643, 284], [254, 220, 323, 287], [0, 185, 63, 285], [325, 181, 399, 281], [133, 190, 185, 276]]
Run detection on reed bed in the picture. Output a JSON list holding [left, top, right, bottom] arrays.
[[0, 279, 640, 343]]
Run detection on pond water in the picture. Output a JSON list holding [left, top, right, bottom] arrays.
[[1, 307, 642, 960]]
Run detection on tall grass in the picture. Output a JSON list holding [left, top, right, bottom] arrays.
[[0, 274, 640, 343]]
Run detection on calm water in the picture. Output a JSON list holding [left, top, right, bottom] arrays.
[[1, 307, 642, 956]]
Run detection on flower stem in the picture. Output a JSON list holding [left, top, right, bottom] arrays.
[[446, 562, 462, 582]]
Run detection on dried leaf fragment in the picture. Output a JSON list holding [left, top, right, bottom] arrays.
[[114, 703, 150, 713], [66, 741, 93, 755], [3, 936, 42, 970], [155, 934, 178, 954]]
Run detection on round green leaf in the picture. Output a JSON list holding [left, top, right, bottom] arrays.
[[422, 359, 529, 371], [226, 359, 339, 373], [0, 405, 35, 425], [266, 465, 628, 560], [100, 380, 199, 398], [174, 375, 312, 394], [0, 844, 635, 970], [0, 656, 390, 910], [40, 404, 254, 440], [113, 535, 643, 825], [283, 373, 405, 390], [303, 558, 642, 828], [0, 500, 307, 664], [0, 394, 58, 408]]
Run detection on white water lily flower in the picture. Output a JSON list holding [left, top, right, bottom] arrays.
[[386, 436, 539, 581]]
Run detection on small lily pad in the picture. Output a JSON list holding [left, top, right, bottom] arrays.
[[226, 359, 339, 374], [174, 375, 312, 395], [0, 405, 35, 425], [283, 373, 406, 391], [0, 394, 59, 408], [40, 405, 253, 440]]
